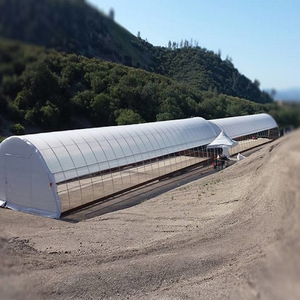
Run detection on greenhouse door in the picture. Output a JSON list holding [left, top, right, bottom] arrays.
[[6, 155, 32, 208]]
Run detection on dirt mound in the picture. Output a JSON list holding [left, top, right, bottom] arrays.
[[1, 130, 300, 300]]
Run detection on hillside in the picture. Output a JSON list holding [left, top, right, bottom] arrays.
[[0, 0, 151, 69], [0, 0, 272, 104], [1, 128, 300, 299], [150, 46, 272, 104], [0, 0, 299, 137], [0, 38, 275, 135]]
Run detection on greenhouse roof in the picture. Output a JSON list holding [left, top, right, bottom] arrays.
[[209, 113, 278, 138], [19, 117, 216, 183]]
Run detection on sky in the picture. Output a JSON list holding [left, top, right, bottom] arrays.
[[87, 0, 300, 92]]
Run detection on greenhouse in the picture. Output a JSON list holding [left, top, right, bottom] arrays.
[[209, 113, 279, 155], [0, 113, 278, 218]]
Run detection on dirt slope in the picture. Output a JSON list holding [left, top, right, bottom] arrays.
[[1, 130, 300, 300]]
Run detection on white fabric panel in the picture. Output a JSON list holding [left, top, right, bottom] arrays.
[[209, 113, 278, 138], [52, 146, 74, 171], [207, 131, 238, 148], [30, 150, 60, 215], [88, 141, 107, 162], [143, 130, 159, 151], [54, 171, 66, 183], [222, 147, 230, 158], [0, 137, 60, 218], [6, 155, 32, 208], [20, 117, 216, 183], [1, 136, 33, 157], [40, 148, 62, 174], [76, 166, 91, 177], [76, 143, 97, 165]]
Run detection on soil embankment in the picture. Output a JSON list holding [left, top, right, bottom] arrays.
[[0, 130, 300, 299]]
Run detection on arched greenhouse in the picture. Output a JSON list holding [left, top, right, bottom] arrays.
[[0, 113, 278, 218]]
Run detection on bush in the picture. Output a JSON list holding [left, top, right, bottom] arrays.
[[39, 101, 62, 129], [10, 123, 25, 135], [115, 109, 145, 125]]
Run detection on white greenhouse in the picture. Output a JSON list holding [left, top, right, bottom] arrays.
[[0, 114, 278, 218], [209, 113, 279, 154], [209, 113, 278, 138]]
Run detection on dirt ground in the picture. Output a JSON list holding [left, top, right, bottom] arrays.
[[1, 129, 300, 300]]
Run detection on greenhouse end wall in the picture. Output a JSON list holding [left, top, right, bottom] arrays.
[[0, 137, 61, 218]]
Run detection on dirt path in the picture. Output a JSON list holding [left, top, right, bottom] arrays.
[[1, 130, 300, 300]]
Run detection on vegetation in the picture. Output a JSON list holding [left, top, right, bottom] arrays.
[[0, 0, 151, 68], [152, 46, 273, 104], [0, 0, 274, 103], [0, 0, 299, 138], [266, 101, 300, 134], [10, 123, 25, 135], [0, 39, 277, 132]]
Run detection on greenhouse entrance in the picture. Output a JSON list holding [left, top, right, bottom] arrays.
[[5, 156, 31, 208]]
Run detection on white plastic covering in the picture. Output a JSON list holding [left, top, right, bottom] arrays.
[[207, 131, 238, 148], [0, 117, 217, 218], [23, 117, 216, 183], [209, 113, 278, 138], [0, 114, 278, 218], [0, 137, 60, 218], [237, 153, 246, 161]]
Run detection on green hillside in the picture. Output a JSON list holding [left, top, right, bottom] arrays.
[[0, 39, 274, 131], [0, 0, 299, 137], [149, 45, 272, 103], [0, 0, 271, 103]]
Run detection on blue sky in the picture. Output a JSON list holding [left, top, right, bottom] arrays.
[[88, 0, 300, 92]]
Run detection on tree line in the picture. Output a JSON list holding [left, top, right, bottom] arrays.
[[2, 38, 293, 138]]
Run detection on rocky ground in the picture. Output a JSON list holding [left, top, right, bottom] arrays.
[[1, 129, 300, 300]]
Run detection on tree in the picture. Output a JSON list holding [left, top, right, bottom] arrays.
[[24, 108, 39, 125], [15, 90, 32, 110], [109, 8, 115, 20], [39, 101, 62, 129], [90, 93, 112, 125], [20, 63, 60, 109], [115, 109, 145, 125], [253, 79, 260, 88], [71, 90, 94, 114], [10, 123, 25, 135], [157, 97, 185, 120]]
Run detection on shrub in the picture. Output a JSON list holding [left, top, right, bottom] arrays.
[[10, 123, 25, 135]]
